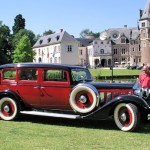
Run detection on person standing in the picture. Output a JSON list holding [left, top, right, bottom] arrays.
[[139, 65, 150, 88]]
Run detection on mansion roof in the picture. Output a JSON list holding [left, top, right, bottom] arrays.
[[33, 30, 78, 48]]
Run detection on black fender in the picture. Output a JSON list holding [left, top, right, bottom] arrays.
[[83, 94, 150, 120], [0, 90, 21, 102]]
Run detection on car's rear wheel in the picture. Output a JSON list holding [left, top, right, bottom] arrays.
[[0, 97, 20, 121], [114, 103, 140, 132], [69, 85, 99, 114]]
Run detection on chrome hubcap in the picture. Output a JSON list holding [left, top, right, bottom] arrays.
[[4, 105, 10, 112], [120, 113, 127, 121], [79, 95, 87, 104]]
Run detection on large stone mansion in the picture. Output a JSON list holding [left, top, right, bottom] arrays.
[[33, 0, 150, 68]]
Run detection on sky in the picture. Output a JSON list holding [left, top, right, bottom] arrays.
[[0, 0, 148, 38]]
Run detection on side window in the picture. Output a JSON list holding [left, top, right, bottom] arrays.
[[44, 69, 67, 82], [2, 69, 16, 80], [19, 69, 38, 80]]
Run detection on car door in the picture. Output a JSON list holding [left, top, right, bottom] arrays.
[[39, 68, 72, 110], [17, 68, 41, 107]]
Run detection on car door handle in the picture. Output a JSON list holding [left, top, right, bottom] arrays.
[[34, 86, 40, 89], [41, 87, 45, 89]]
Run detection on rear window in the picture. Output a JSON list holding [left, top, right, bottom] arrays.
[[2, 69, 16, 80]]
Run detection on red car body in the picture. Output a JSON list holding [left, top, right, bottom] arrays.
[[0, 63, 149, 132]]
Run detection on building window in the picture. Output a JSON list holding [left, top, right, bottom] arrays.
[[114, 58, 118, 62], [142, 22, 145, 27], [80, 50, 83, 55], [100, 49, 104, 54], [122, 49, 125, 54], [58, 46, 60, 52], [56, 36, 60, 41], [101, 42, 103, 44], [67, 45, 72, 52], [114, 49, 117, 54], [122, 58, 125, 61], [95, 41, 97, 44], [38, 49, 40, 55], [121, 38, 126, 43], [47, 38, 51, 43], [50, 57, 52, 63], [133, 48, 135, 51], [148, 29, 150, 38], [38, 57, 42, 63], [54, 57, 57, 63], [139, 58, 141, 62], [39, 40, 43, 45]]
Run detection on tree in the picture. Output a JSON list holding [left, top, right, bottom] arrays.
[[13, 35, 33, 63], [0, 25, 12, 64], [12, 29, 36, 49], [43, 29, 54, 36], [0, 21, 2, 27], [12, 14, 25, 34], [80, 29, 100, 38]]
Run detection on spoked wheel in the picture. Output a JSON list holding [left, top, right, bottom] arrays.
[[0, 97, 20, 121], [114, 103, 140, 132], [69, 85, 98, 114]]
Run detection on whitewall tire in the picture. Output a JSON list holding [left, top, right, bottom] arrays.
[[0, 97, 20, 121], [114, 103, 140, 132]]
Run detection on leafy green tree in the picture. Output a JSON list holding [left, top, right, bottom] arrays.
[[0, 21, 2, 26], [13, 35, 33, 63], [80, 29, 100, 38], [0, 25, 12, 64], [12, 14, 25, 34], [35, 34, 42, 41], [12, 29, 36, 49], [43, 29, 54, 36], [0, 39, 8, 65]]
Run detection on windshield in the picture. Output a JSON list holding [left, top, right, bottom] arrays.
[[71, 68, 92, 82]]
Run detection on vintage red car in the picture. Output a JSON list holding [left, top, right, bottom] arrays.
[[0, 63, 149, 131]]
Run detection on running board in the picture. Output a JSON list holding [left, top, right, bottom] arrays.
[[20, 111, 80, 119]]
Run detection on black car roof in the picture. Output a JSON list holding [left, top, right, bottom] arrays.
[[0, 63, 86, 70]]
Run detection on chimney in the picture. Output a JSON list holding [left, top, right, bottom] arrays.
[[140, 9, 143, 18], [60, 29, 63, 32], [124, 25, 127, 28]]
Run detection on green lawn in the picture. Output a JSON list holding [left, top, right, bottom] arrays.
[[90, 69, 142, 77], [0, 115, 150, 150]]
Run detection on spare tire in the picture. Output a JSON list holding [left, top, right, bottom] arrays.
[[69, 84, 99, 114]]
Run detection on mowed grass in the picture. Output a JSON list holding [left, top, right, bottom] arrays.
[[90, 69, 142, 77], [0, 115, 150, 150]]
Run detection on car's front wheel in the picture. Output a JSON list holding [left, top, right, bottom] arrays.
[[114, 103, 140, 132], [0, 97, 20, 121]]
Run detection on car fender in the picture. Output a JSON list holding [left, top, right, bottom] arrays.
[[83, 94, 149, 120], [0, 90, 21, 102]]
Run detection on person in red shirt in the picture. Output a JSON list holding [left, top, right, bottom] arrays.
[[139, 65, 150, 88]]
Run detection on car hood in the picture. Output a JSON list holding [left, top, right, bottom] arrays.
[[88, 82, 134, 89]]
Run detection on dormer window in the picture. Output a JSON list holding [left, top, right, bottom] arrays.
[[47, 38, 51, 43], [39, 40, 43, 45], [121, 38, 126, 43], [56, 35, 60, 41]]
